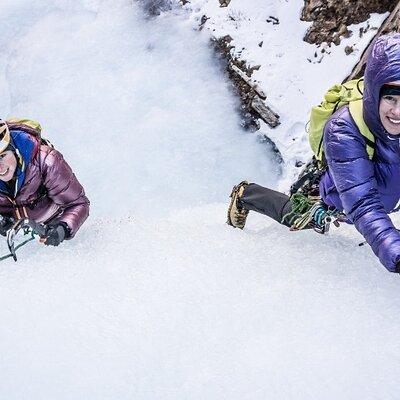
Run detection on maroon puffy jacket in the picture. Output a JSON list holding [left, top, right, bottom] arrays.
[[0, 135, 89, 238]]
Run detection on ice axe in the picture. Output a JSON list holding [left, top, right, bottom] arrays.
[[2, 219, 49, 262]]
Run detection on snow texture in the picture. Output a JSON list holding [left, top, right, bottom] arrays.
[[0, 1, 398, 399], [183, 0, 389, 189]]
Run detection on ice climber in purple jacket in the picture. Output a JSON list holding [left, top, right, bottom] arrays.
[[227, 33, 400, 273], [0, 120, 89, 247]]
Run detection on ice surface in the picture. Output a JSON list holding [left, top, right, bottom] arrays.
[[0, 1, 398, 399], [0, 0, 279, 217]]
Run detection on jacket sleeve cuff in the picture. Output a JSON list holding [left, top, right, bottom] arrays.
[[396, 260, 400, 274], [59, 221, 72, 239]]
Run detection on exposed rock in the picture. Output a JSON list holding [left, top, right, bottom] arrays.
[[266, 16, 280, 25], [345, 2, 400, 80], [344, 45, 354, 55], [199, 15, 210, 30], [210, 36, 259, 131], [210, 35, 280, 131], [219, 0, 232, 7], [301, 0, 395, 45]]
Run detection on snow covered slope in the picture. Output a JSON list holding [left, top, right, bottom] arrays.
[[0, 1, 399, 399], [182, 0, 389, 189]]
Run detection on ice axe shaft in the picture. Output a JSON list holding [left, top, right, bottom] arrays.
[[5, 219, 49, 262]]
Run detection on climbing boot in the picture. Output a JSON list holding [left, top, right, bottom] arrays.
[[227, 181, 249, 229]]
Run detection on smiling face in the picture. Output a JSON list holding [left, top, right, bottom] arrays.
[[0, 150, 17, 182], [379, 81, 400, 135]]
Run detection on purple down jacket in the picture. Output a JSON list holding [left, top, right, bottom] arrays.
[[319, 34, 400, 272], [0, 130, 89, 238]]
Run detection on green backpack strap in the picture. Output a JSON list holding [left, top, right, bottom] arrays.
[[309, 78, 365, 164], [348, 99, 375, 160]]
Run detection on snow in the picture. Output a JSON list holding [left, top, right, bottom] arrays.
[[0, 0, 399, 399], [183, 0, 389, 189]]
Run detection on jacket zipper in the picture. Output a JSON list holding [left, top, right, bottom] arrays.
[[4, 195, 28, 220]]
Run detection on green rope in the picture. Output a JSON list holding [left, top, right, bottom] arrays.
[[282, 192, 343, 232], [282, 193, 317, 229]]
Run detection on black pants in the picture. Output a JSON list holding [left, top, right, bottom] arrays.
[[239, 183, 293, 227]]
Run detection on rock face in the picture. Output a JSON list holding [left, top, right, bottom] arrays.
[[211, 36, 261, 132], [211, 36, 280, 133], [301, 0, 395, 45]]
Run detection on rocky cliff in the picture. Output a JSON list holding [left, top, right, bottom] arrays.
[[301, 0, 395, 45]]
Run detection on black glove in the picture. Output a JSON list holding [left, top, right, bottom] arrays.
[[0, 215, 14, 236], [43, 223, 69, 246]]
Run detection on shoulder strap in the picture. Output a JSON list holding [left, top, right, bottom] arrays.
[[348, 99, 375, 160], [6, 119, 46, 188]]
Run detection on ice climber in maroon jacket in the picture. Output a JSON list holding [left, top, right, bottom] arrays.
[[227, 33, 400, 273], [0, 119, 89, 246]]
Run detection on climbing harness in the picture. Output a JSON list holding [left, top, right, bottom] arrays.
[[283, 156, 343, 234], [1, 219, 49, 262], [289, 157, 326, 198], [283, 193, 343, 234]]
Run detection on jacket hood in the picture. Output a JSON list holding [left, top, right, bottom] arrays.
[[363, 33, 400, 139], [0, 130, 38, 196]]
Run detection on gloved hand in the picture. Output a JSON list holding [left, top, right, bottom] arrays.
[[0, 215, 14, 236], [43, 223, 68, 246]]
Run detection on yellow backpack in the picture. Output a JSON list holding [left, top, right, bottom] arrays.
[[308, 78, 375, 166]]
